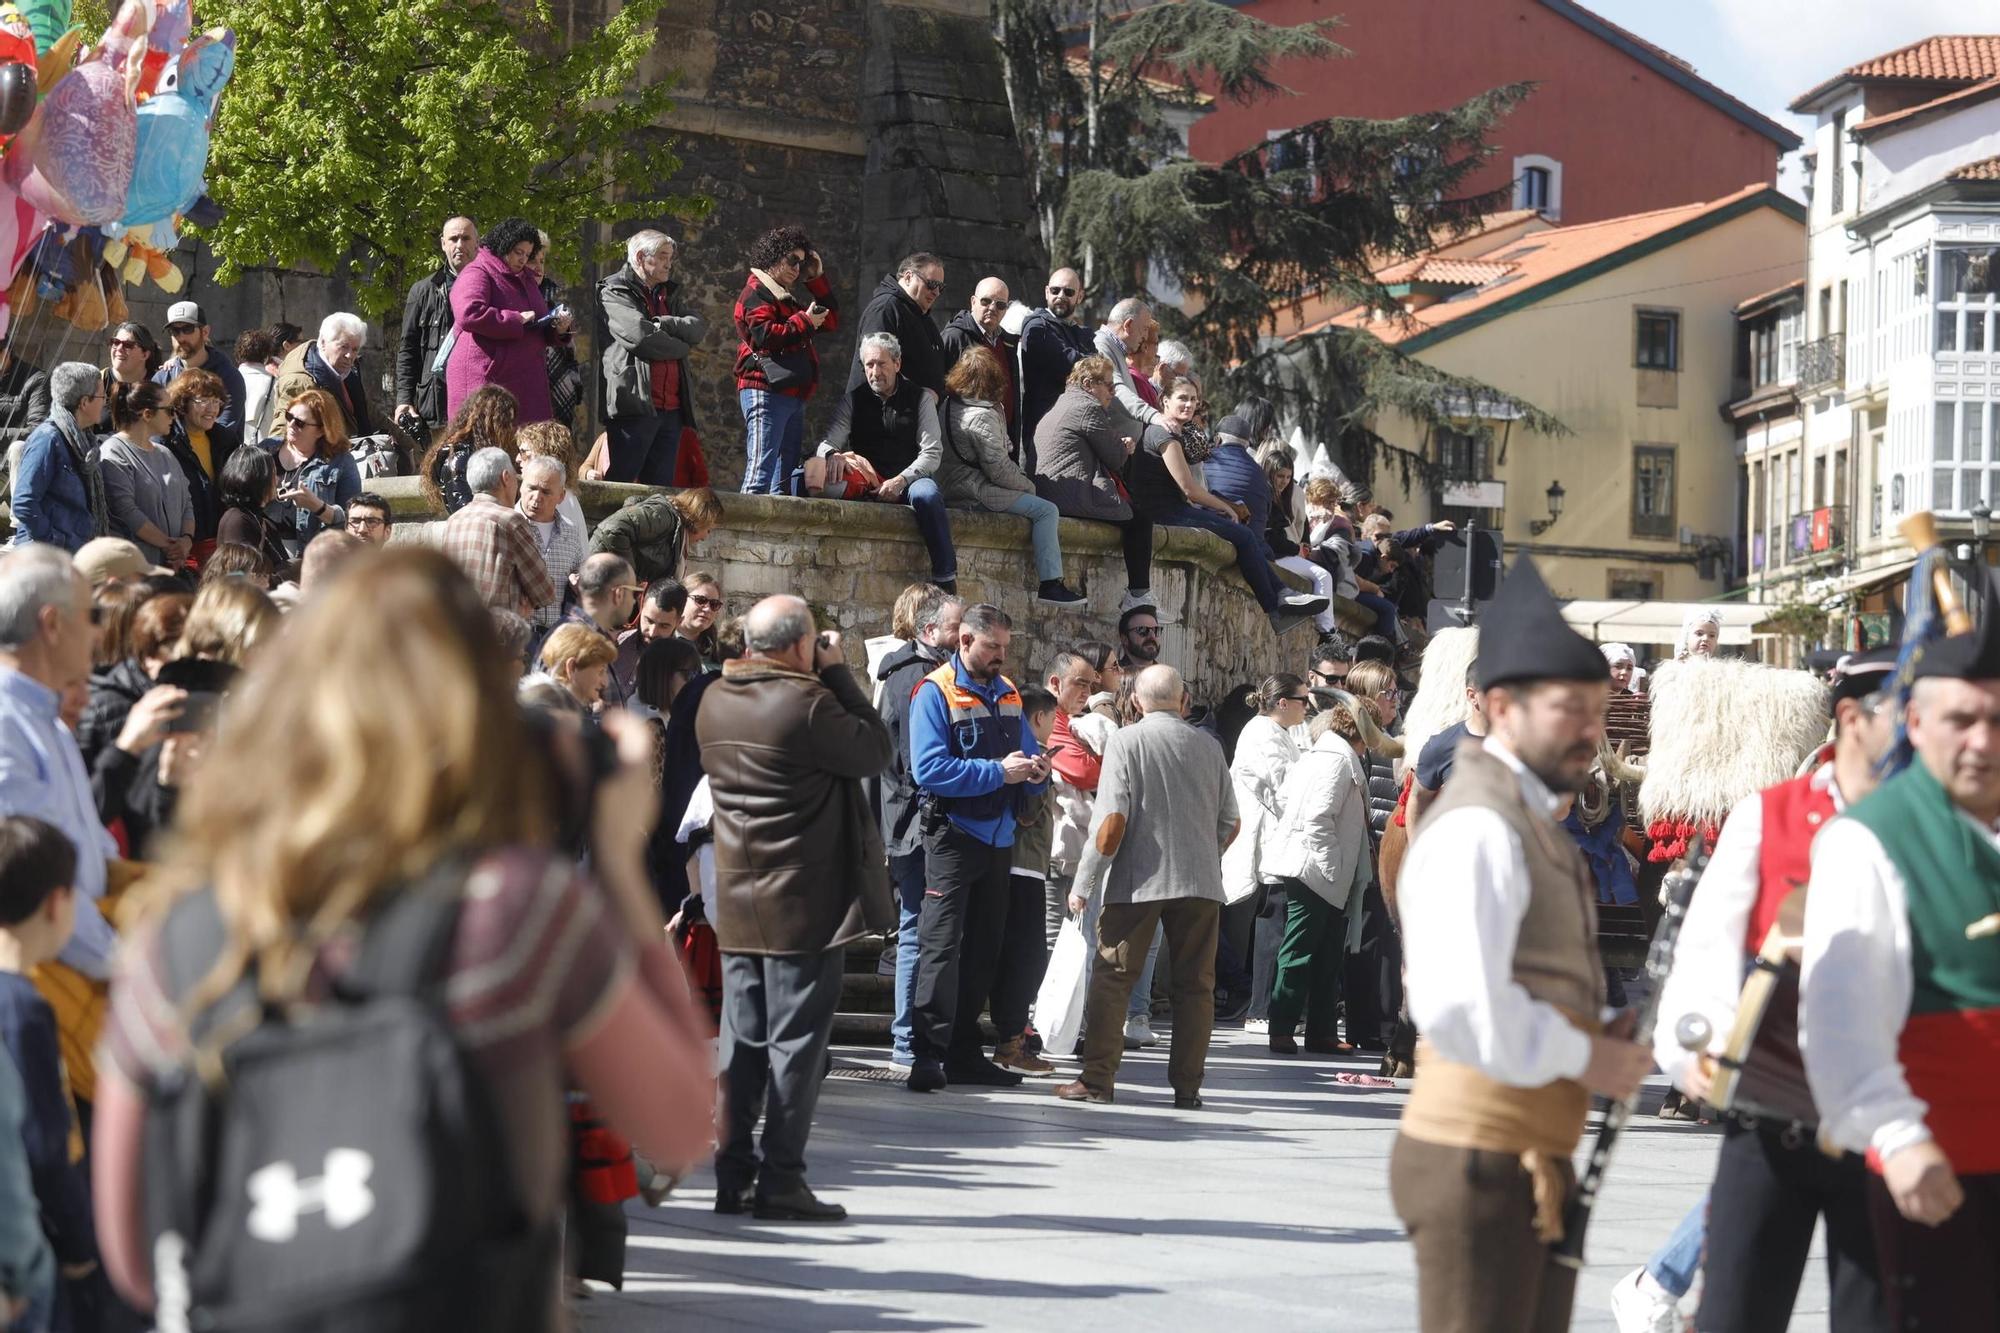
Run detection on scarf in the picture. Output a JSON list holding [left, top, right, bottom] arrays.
[[49, 402, 107, 536]]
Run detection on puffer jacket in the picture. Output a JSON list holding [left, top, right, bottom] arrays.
[[938, 397, 1033, 512], [589, 495, 688, 585], [1364, 749, 1398, 844], [597, 264, 709, 422], [695, 656, 894, 954], [1262, 728, 1371, 909], [1219, 714, 1301, 905], [874, 638, 947, 857], [1032, 386, 1132, 522]]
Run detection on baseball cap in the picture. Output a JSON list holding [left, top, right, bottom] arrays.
[[73, 537, 169, 586], [165, 301, 206, 328]]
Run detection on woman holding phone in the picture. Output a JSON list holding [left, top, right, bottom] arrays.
[[447, 216, 575, 425]]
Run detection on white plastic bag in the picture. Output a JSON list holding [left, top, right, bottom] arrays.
[[1034, 915, 1091, 1056]]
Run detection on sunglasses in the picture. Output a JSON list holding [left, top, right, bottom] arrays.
[[286, 414, 320, 429], [688, 593, 721, 610], [108, 338, 141, 350], [1283, 694, 1311, 704], [920, 278, 944, 294], [974, 296, 1006, 307], [167, 324, 199, 335], [783, 253, 806, 267], [1047, 285, 1077, 297], [1128, 626, 1161, 638]]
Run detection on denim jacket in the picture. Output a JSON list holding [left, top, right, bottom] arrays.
[[259, 436, 360, 552], [8, 420, 96, 551]]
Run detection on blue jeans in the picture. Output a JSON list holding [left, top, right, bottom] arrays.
[[739, 389, 805, 495], [1004, 490, 1064, 582], [1646, 1197, 1707, 1298], [605, 410, 680, 485], [889, 850, 927, 1063], [1355, 590, 1401, 640], [1158, 503, 1286, 611], [896, 477, 957, 582]]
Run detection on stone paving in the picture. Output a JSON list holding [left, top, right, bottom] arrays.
[[580, 1026, 1834, 1331]]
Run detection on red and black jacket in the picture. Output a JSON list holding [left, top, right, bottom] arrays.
[[732, 270, 839, 399]]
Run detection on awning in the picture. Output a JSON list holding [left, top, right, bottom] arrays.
[[1558, 600, 1770, 646]]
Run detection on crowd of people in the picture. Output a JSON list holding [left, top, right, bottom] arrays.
[[0, 215, 1992, 1333]]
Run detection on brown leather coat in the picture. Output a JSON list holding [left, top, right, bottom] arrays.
[[695, 656, 895, 954]]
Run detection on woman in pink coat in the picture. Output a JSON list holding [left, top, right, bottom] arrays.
[[446, 216, 574, 423]]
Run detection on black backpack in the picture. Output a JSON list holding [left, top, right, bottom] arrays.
[[141, 868, 551, 1333]]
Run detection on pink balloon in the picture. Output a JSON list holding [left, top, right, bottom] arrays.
[[20, 59, 136, 227]]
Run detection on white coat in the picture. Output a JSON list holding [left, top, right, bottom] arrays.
[[1261, 728, 1371, 909], [1220, 714, 1301, 904]]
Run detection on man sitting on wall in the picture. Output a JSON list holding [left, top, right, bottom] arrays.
[[806, 332, 959, 595]]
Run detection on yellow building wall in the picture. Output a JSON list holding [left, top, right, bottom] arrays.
[[1365, 205, 1805, 611]]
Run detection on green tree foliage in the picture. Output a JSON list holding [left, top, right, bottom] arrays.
[[994, 0, 1563, 485], [193, 0, 703, 320]]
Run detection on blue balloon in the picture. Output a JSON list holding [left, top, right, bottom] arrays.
[[121, 31, 234, 228]]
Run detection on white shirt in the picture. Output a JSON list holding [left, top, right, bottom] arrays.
[[1652, 762, 1844, 1088], [1398, 739, 1594, 1087], [1800, 805, 2000, 1163]]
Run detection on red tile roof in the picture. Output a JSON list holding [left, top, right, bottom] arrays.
[[1950, 154, 2000, 181], [1734, 278, 1805, 314], [1792, 35, 2000, 109], [1408, 258, 1517, 286]]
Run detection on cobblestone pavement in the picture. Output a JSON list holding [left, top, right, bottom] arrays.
[[579, 1026, 1831, 1331]]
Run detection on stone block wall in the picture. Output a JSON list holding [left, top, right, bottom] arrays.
[[372, 478, 1308, 701]]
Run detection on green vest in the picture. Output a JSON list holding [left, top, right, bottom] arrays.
[[1845, 762, 2000, 1016]]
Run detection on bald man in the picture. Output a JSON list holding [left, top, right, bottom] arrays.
[[1017, 266, 1095, 466], [941, 276, 1020, 444], [1058, 665, 1239, 1109]]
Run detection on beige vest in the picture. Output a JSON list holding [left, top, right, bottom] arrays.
[[1401, 741, 1605, 1159]]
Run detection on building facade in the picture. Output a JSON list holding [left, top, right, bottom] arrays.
[[1187, 0, 1798, 225]]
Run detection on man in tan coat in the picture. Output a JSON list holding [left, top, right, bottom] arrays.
[[697, 594, 892, 1223]]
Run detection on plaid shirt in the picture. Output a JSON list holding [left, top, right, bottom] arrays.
[[441, 494, 557, 614], [522, 508, 585, 632]]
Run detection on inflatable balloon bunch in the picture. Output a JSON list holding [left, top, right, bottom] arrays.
[[0, 0, 234, 337]]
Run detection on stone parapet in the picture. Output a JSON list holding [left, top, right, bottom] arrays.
[[370, 478, 1319, 699]]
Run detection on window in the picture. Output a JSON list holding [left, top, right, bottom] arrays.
[[1829, 110, 1845, 213], [1608, 571, 1659, 601], [1931, 399, 1999, 512], [1636, 310, 1679, 371], [1778, 310, 1801, 381], [1436, 427, 1491, 481], [1632, 444, 1677, 538], [1511, 154, 1562, 218], [1935, 246, 2000, 354]]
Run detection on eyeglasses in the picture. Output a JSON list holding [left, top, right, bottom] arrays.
[[1128, 626, 1161, 638], [688, 593, 721, 610], [193, 395, 222, 408], [285, 414, 320, 429], [974, 297, 1006, 307], [348, 514, 387, 531], [1047, 285, 1077, 297], [108, 338, 140, 350], [920, 278, 944, 294]]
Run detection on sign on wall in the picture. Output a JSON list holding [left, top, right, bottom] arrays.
[[1441, 480, 1507, 510]]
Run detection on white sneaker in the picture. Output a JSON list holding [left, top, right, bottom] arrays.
[[1610, 1268, 1682, 1333], [1118, 589, 1156, 614], [1124, 1013, 1157, 1048], [1244, 1017, 1269, 1034]]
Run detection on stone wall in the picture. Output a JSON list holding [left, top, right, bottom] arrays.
[[372, 478, 1311, 700]]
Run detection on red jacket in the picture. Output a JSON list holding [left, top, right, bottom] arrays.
[[733, 270, 838, 399], [1046, 709, 1102, 792]]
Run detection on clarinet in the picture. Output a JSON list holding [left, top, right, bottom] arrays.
[[1551, 836, 1711, 1269]]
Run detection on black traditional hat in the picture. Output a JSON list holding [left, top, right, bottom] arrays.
[[1828, 644, 1900, 705], [1909, 609, 2000, 682], [1473, 557, 1610, 691]]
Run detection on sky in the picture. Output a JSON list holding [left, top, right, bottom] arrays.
[[1581, 0, 1980, 191]]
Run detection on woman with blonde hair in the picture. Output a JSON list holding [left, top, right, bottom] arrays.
[[90, 548, 715, 1325], [939, 346, 1081, 603], [262, 386, 359, 556], [538, 622, 618, 712]]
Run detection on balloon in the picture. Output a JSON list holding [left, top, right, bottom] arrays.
[[121, 28, 230, 225], [0, 60, 34, 136], [17, 1, 145, 226], [9, 0, 68, 56]]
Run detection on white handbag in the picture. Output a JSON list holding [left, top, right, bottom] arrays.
[[1034, 916, 1092, 1056]]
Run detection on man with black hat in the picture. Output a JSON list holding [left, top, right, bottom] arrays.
[[1801, 612, 2000, 1332], [1621, 647, 1899, 1333], [1390, 557, 1652, 1333], [153, 300, 246, 454]]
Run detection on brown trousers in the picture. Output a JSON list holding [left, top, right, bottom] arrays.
[[1079, 897, 1219, 1096], [1389, 1134, 1579, 1333]]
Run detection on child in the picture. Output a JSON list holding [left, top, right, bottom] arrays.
[[991, 686, 1059, 1076], [0, 816, 90, 1333]]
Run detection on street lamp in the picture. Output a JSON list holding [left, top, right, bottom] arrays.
[[1529, 479, 1566, 536], [1972, 497, 1992, 556]]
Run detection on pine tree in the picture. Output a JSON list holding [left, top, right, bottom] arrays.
[[193, 0, 704, 321], [994, 0, 1564, 486]]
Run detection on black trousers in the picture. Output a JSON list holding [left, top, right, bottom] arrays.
[[910, 822, 1012, 1064], [716, 946, 844, 1196], [1248, 881, 1287, 1022], [988, 871, 1050, 1041], [1342, 880, 1402, 1047], [1698, 1119, 1887, 1333], [1867, 1169, 2000, 1333]]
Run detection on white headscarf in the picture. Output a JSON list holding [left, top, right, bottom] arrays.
[[1600, 642, 1635, 667], [1674, 608, 1723, 660]]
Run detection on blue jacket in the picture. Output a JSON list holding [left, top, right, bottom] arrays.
[[9, 420, 96, 552], [259, 436, 360, 550], [1203, 442, 1271, 544], [909, 655, 1044, 847]]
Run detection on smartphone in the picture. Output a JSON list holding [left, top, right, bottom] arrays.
[[155, 657, 239, 734]]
